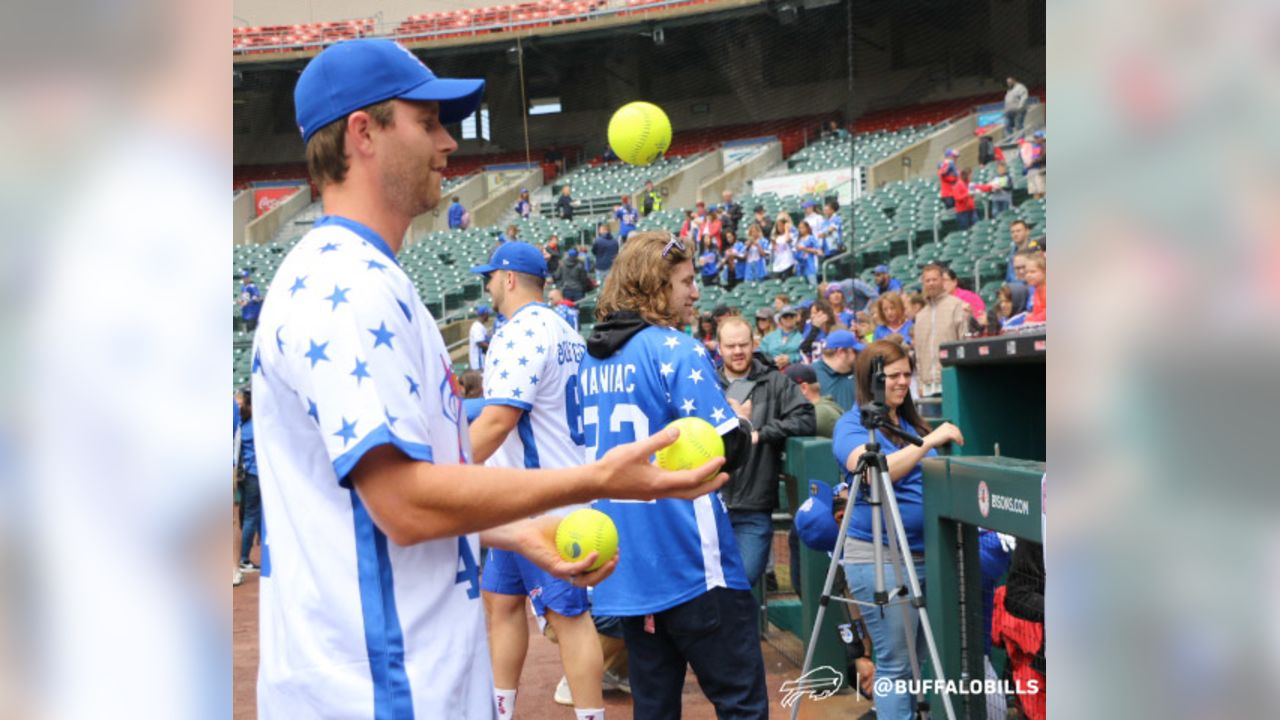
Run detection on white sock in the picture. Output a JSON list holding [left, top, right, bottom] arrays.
[[574, 709, 605, 720], [494, 688, 516, 719]]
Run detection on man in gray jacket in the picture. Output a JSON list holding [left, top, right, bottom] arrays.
[[1005, 76, 1030, 136], [716, 316, 816, 587]]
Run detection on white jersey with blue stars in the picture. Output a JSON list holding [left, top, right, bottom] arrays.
[[251, 215, 495, 719]]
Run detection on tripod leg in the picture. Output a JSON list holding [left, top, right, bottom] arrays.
[[789, 476, 863, 720], [882, 509, 929, 717], [876, 466, 959, 720]]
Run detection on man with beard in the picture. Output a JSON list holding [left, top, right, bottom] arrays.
[[716, 316, 815, 587]]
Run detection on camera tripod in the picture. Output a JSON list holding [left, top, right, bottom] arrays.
[[790, 357, 957, 720]]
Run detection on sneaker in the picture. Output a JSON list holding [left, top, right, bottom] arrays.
[[239, 561, 260, 573], [602, 670, 631, 694], [553, 676, 573, 706], [233, 569, 244, 587]]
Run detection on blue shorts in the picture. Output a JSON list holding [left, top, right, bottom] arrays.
[[480, 548, 590, 618]]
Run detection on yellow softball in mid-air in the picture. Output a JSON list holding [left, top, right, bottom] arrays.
[[607, 101, 673, 166]]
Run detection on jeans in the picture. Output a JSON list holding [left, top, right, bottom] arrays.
[[595, 269, 610, 286], [990, 195, 1012, 217], [620, 588, 768, 719], [1004, 108, 1026, 135], [239, 473, 262, 564], [842, 559, 928, 720], [728, 510, 772, 588]]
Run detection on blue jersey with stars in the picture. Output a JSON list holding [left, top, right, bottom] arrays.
[[250, 215, 494, 719], [482, 303, 588, 497], [578, 325, 749, 616]]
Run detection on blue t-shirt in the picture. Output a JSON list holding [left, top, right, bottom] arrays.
[[515, 199, 532, 219], [873, 320, 913, 344], [615, 205, 638, 237], [832, 410, 936, 554], [699, 250, 719, 278], [798, 236, 822, 277], [729, 241, 747, 279], [552, 302, 579, 330], [447, 202, 465, 229], [462, 397, 486, 424], [241, 282, 262, 320], [878, 278, 903, 294], [592, 234, 620, 271], [579, 326, 749, 615], [240, 418, 258, 476], [821, 215, 844, 256]]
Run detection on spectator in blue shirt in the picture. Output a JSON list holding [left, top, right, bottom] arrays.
[[237, 390, 262, 572], [818, 200, 844, 257], [239, 271, 262, 332], [514, 187, 532, 219], [614, 195, 639, 240], [833, 340, 965, 719], [873, 264, 903, 295], [697, 235, 721, 287], [447, 196, 466, 229]]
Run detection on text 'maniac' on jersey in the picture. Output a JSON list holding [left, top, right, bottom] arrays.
[[578, 325, 749, 616], [251, 216, 494, 719], [482, 303, 588, 498]]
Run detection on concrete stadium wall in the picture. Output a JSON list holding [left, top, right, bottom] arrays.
[[697, 142, 783, 205], [243, 186, 308, 245], [233, 191, 255, 246], [406, 173, 488, 241]]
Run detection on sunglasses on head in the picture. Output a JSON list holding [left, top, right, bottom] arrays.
[[662, 235, 686, 259]]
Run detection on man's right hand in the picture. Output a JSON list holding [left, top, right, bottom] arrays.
[[595, 426, 728, 501]]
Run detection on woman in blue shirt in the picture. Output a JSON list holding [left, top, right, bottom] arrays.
[[872, 291, 914, 345], [697, 235, 721, 287], [832, 341, 965, 720]]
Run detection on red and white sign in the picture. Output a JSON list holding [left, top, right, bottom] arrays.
[[254, 186, 301, 217], [978, 480, 990, 518]]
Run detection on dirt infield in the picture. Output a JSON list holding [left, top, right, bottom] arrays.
[[234, 564, 868, 719]]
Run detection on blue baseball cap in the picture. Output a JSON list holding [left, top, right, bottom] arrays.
[[873, 264, 890, 274], [802, 200, 816, 208], [294, 39, 485, 144], [794, 479, 848, 553], [825, 329, 859, 350], [475, 304, 491, 316], [798, 298, 815, 310], [470, 241, 548, 279], [944, 148, 958, 158]]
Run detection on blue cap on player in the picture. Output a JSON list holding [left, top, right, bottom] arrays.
[[470, 241, 548, 279], [294, 39, 485, 144], [794, 480, 848, 553]]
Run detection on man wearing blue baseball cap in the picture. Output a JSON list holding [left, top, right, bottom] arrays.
[[872, 264, 902, 294], [815, 329, 859, 411], [252, 39, 727, 720]]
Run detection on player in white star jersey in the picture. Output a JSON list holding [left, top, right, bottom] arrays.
[[252, 39, 727, 720], [467, 241, 604, 720]]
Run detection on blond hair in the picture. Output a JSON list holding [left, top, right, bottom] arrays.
[[595, 232, 693, 327]]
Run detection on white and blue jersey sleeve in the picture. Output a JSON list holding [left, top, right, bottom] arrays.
[[579, 326, 747, 616], [270, 252, 437, 485]]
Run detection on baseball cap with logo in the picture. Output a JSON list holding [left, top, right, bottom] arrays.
[[470, 241, 548, 279], [294, 39, 485, 144], [794, 479, 849, 553]]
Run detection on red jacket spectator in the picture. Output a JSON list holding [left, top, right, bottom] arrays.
[[937, 152, 959, 201], [953, 178, 975, 214]]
